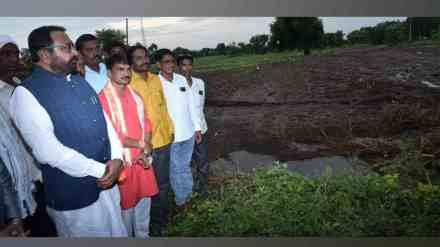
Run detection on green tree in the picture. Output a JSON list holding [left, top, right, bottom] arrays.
[[20, 48, 32, 71], [173, 46, 192, 56], [216, 43, 227, 55], [249, 34, 269, 54], [148, 43, 158, 54], [95, 28, 126, 54], [196, 48, 211, 57], [347, 27, 373, 44], [347, 21, 408, 46], [371, 21, 406, 45], [269, 17, 324, 55], [335, 30, 345, 46], [384, 21, 408, 46], [322, 30, 345, 48], [225, 42, 241, 56], [433, 30, 440, 41], [407, 17, 440, 40], [237, 42, 253, 54]]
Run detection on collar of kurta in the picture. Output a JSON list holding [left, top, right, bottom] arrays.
[[131, 70, 151, 82], [32, 65, 68, 80], [85, 63, 102, 74], [159, 72, 176, 83]]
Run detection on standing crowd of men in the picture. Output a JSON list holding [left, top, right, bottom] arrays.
[[0, 25, 209, 237]]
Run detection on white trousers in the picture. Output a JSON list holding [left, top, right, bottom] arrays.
[[47, 185, 128, 237]]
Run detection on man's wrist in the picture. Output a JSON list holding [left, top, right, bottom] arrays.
[[143, 147, 152, 156], [138, 140, 145, 150], [113, 159, 123, 167]]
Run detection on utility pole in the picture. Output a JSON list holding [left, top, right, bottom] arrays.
[[141, 17, 147, 46], [409, 17, 413, 42], [125, 17, 129, 46]]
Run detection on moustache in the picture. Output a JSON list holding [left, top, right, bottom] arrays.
[[69, 57, 79, 65], [118, 77, 130, 83]]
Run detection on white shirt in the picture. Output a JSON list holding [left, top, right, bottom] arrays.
[[187, 76, 208, 134], [159, 73, 201, 143], [9, 84, 123, 179], [85, 63, 108, 93], [0, 79, 14, 111], [1, 79, 43, 183]]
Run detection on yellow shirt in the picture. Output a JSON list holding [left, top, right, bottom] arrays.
[[130, 71, 174, 149]]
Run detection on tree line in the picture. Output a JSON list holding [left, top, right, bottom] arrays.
[[19, 17, 440, 62], [186, 17, 440, 57]]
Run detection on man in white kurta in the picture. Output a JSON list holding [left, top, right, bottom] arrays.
[[155, 49, 201, 207], [9, 25, 128, 237], [177, 54, 209, 196]]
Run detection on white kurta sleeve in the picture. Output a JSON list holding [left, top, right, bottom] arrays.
[[188, 84, 202, 132], [9, 86, 107, 178]]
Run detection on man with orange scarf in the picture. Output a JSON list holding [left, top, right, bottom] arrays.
[[98, 53, 158, 238]]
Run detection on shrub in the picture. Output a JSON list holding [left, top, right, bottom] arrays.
[[164, 163, 440, 237], [432, 31, 440, 42]]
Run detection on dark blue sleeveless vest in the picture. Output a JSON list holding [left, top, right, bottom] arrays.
[[21, 66, 111, 211]]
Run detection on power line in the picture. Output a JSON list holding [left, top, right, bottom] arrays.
[[125, 17, 129, 45], [141, 17, 147, 46]]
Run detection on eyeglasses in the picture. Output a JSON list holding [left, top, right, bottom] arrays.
[[46, 43, 76, 53]]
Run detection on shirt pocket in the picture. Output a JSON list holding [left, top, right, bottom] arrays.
[[197, 90, 204, 106]]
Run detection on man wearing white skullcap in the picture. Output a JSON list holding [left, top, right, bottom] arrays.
[[0, 35, 41, 237], [0, 35, 28, 109]]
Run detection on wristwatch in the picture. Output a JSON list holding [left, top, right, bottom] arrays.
[[144, 151, 153, 165], [144, 149, 152, 157]]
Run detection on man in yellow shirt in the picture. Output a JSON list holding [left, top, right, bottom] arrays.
[[127, 44, 174, 236]]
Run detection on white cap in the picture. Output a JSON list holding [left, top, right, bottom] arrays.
[[0, 35, 18, 50]]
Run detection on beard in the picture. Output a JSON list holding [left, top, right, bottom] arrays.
[[114, 76, 130, 85], [50, 55, 77, 75], [133, 63, 149, 73]]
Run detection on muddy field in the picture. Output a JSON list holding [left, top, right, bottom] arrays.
[[197, 46, 440, 164]]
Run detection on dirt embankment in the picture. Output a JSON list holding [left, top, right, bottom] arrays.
[[196, 46, 440, 163]]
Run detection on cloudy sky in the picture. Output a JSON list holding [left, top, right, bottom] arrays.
[[0, 17, 405, 50]]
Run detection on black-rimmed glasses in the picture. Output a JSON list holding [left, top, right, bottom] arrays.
[[45, 43, 76, 53]]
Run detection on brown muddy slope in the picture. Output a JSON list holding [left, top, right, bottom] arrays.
[[196, 46, 440, 162]]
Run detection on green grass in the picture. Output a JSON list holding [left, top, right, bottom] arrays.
[[193, 51, 300, 72], [150, 50, 302, 74], [163, 138, 440, 237], [191, 40, 437, 73], [151, 40, 436, 74], [164, 164, 440, 237], [192, 48, 337, 73]]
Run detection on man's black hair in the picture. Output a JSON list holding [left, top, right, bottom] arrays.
[[126, 44, 148, 66], [105, 52, 129, 70], [154, 48, 174, 63], [28, 25, 66, 63], [177, 54, 194, 66], [105, 40, 126, 55], [75, 34, 97, 52]]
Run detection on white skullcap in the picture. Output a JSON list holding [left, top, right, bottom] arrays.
[[0, 35, 18, 49]]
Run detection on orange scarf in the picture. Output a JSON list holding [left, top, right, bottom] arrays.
[[101, 81, 145, 166]]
